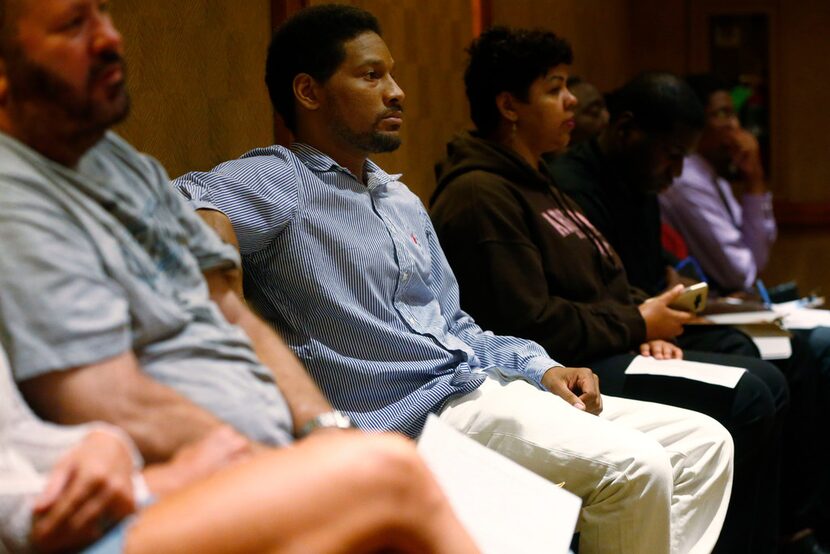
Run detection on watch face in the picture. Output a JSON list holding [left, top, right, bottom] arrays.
[[299, 411, 353, 438], [333, 412, 351, 426]]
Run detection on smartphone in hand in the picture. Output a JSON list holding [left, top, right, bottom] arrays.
[[669, 282, 709, 313]]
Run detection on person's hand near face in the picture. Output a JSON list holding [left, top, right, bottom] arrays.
[[726, 128, 765, 192]]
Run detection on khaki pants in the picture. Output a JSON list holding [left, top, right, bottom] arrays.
[[439, 372, 733, 554]]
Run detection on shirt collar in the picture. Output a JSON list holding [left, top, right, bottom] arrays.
[[289, 142, 402, 189], [685, 152, 717, 179]]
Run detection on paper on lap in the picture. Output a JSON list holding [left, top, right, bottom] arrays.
[[703, 311, 780, 325], [417, 415, 581, 554], [776, 306, 830, 330], [625, 355, 746, 388], [702, 304, 830, 331], [734, 325, 792, 360]]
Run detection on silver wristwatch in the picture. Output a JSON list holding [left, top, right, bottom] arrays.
[[298, 410, 353, 438]]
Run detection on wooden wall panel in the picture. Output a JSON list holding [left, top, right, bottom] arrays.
[[106, 1, 830, 211], [111, 0, 275, 178], [490, 0, 632, 92], [628, 0, 688, 75], [307, 0, 474, 201], [761, 229, 830, 295], [777, 0, 830, 203]]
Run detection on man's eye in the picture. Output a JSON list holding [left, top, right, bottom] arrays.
[[61, 16, 84, 30], [366, 71, 380, 80]]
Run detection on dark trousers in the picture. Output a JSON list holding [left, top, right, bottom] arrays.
[[774, 328, 830, 539], [679, 325, 830, 541], [678, 325, 830, 547], [802, 327, 830, 541], [591, 344, 787, 554]]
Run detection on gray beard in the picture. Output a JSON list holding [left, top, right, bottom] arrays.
[[5, 45, 130, 135]]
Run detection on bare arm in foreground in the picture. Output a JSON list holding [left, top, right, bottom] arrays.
[[127, 431, 479, 554], [20, 353, 226, 463], [204, 249, 335, 434], [30, 429, 479, 554]]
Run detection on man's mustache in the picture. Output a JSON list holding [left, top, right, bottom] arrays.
[[88, 50, 126, 84], [377, 106, 403, 121]]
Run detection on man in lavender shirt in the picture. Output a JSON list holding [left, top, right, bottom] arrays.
[[659, 74, 776, 293]]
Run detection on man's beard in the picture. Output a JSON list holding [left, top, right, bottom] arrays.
[[5, 46, 130, 136], [328, 106, 402, 154]]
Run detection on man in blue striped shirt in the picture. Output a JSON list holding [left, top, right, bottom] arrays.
[[174, 5, 734, 553]]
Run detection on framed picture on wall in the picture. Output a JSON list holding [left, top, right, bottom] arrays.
[[689, 0, 779, 184]]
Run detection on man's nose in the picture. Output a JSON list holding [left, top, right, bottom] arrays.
[[91, 14, 124, 56], [385, 74, 405, 106], [564, 88, 578, 110]]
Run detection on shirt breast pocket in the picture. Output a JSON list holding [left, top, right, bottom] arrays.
[[407, 227, 432, 282]]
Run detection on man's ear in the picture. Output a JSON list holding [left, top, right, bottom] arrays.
[[293, 73, 321, 112], [495, 91, 519, 124]]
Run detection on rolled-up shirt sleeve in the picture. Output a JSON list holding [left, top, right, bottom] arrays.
[[0, 185, 131, 381], [172, 154, 300, 256]]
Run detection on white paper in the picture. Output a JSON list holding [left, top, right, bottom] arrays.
[[417, 415, 581, 554], [625, 355, 746, 388], [698, 311, 795, 359], [777, 308, 830, 330], [704, 311, 781, 325], [735, 325, 793, 360], [748, 336, 792, 359]]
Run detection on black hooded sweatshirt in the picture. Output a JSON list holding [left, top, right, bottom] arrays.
[[430, 132, 647, 367]]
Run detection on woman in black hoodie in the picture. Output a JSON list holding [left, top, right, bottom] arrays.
[[430, 27, 788, 553]]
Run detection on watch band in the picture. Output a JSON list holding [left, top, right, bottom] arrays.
[[298, 410, 352, 438]]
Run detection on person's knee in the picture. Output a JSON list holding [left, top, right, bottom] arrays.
[[601, 437, 674, 507], [745, 359, 790, 411], [339, 433, 445, 511], [682, 411, 735, 470], [732, 371, 781, 428], [806, 326, 830, 377]]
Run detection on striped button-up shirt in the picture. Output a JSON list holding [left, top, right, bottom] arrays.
[[173, 143, 559, 436]]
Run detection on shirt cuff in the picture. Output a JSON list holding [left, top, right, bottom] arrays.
[[132, 473, 153, 506], [524, 356, 563, 389], [89, 423, 144, 471]]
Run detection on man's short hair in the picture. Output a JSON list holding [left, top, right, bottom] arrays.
[[265, 4, 381, 132], [464, 26, 573, 136], [685, 73, 731, 110], [606, 72, 705, 133]]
